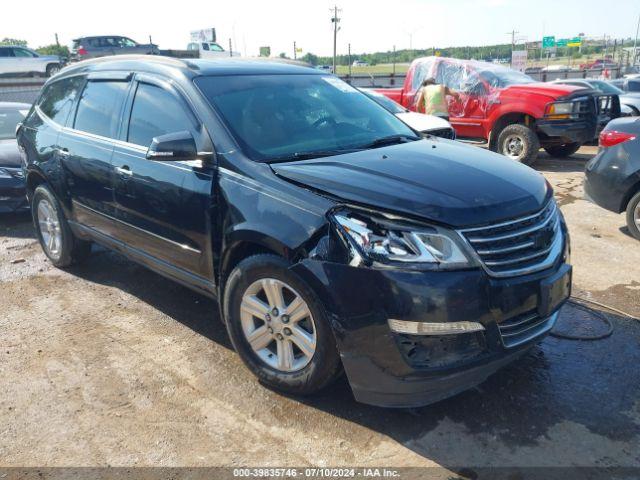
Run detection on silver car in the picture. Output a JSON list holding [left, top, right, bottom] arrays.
[[0, 46, 62, 77], [551, 78, 640, 116]]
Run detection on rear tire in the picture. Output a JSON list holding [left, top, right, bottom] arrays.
[[544, 143, 581, 158], [496, 124, 540, 165], [626, 191, 640, 241], [32, 185, 92, 267], [223, 254, 342, 396]]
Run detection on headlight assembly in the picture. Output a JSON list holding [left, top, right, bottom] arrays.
[[331, 210, 473, 269]]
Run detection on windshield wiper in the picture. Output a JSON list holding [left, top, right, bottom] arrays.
[[266, 148, 360, 164], [358, 134, 420, 149]]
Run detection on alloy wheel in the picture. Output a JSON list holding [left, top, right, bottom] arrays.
[[37, 199, 62, 260], [635, 203, 640, 229], [503, 134, 525, 160], [240, 278, 317, 372]]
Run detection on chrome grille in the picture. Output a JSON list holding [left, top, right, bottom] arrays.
[[498, 310, 558, 348], [459, 200, 562, 277]]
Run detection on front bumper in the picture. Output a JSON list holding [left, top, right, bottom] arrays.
[[0, 178, 28, 213], [293, 255, 571, 408], [537, 119, 596, 145]]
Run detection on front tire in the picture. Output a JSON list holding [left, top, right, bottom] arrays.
[[223, 254, 342, 395], [544, 142, 581, 158], [32, 185, 92, 267], [496, 124, 540, 165], [626, 191, 640, 241]]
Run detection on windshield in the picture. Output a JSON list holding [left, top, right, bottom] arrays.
[[0, 108, 26, 141], [588, 80, 624, 95], [195, 74, 416, 162], [360, 89, 406, 114]]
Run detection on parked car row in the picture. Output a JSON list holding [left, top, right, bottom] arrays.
[[15, 55, 572, 407]]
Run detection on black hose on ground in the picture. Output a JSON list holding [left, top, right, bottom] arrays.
[[549, 297, 616, 341]]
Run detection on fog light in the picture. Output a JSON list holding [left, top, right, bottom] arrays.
[[388, 319, 485, 336]]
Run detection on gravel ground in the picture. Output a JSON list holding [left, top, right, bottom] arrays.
[[0, 147, 638, 475]]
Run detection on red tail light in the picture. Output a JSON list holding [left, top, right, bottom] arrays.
[[599, 130, 636, 148], [77, 47, 88, 56]]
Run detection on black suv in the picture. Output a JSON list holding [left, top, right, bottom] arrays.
[[17, 56, 572, 407]]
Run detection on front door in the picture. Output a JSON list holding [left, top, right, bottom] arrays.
[[110, 76, 214, 279]]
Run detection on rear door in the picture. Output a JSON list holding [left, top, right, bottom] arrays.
[[110, 74, 214, 279], [57, 73, 131, 236]]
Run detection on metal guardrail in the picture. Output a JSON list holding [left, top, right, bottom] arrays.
[[0, 78, 46, 104]]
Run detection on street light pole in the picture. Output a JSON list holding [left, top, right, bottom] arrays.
[[634, 13, 640, 66]]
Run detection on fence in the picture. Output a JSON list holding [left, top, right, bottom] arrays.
[[0, 66, 627, 104]]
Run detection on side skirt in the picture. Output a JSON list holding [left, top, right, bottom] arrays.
[[68, 221, 217, 300]]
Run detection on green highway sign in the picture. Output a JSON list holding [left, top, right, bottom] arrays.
[[542, 36, 555, 48], [567, 37, 582, 47], [556, 38, 568, 47]]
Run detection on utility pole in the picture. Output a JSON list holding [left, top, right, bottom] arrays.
[[348, 43, 352, 77], [392, 45, 396, 76], [229, 38, 233, 57], [506, 29, 519, 66], [293, 41, 297, 60], [55, 33, 60, 47], [331, 5, 341, 74]]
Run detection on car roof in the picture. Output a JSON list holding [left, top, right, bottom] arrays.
[[57, 55, 321, 80]]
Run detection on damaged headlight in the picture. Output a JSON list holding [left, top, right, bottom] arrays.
[[331, 211, 472, 269]]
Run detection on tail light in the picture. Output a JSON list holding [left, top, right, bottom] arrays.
[[77, 46, 88, 56], [599, 130, 636, 148]]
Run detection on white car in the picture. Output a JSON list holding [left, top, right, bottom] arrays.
[[360, 88, 456, 139], [0, 46, 63, 77]]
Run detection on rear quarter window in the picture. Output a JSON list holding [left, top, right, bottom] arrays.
[[73, 80, 129, 138], [39, 76, 85, 126]]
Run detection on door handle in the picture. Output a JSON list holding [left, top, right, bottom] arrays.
[[115, 166, 133, 176]]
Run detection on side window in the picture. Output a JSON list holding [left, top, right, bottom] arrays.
[[210, 43, 224, 52], [127, 83, 195, 147], [0, 48, 14, 57], [202, 43, 210, 51], [411, 58, 435, 91], [74, 81, 129, 138], [436, 62, 465, 90], [39, 76, 85, 125], [14, 48, 36, 58]]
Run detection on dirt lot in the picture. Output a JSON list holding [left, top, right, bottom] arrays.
[[0, 146, 639, 474]]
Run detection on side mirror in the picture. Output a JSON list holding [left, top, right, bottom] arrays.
[[146, 131, 197, 161]]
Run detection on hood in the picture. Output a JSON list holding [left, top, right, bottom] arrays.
[[271, 139, 550, 228], [0, 139, 21, 167], [395, 111, 452, 133], [503, 82, 585, 100]]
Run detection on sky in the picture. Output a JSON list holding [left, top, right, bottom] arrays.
[[5, 0, 640, 57]]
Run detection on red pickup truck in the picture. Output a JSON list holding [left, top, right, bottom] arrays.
[[377, 56, 619, 164]]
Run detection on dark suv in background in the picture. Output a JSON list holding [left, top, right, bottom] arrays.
[[70, 36, 158, 61], [17, 56, 571, 407]]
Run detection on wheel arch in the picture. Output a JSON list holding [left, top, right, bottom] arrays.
[[488, 111, 537, 150]]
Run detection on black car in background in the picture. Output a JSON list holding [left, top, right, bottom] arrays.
[[0, 102, 29, 212], [70, 36, 159, 61], [17, 56, 571, 407], [585, 117, 640, 240]]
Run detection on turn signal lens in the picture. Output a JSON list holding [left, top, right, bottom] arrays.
[[77, 47, 88, 56], [599, 130, 636, 148]]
